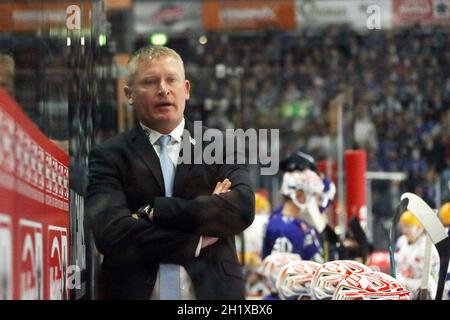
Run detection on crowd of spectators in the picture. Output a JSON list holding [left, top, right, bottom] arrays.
[[176, 26, 450, 211]]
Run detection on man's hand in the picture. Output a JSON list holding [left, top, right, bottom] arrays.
[[201, 179, 232, 249], [212, 178, 231, 195]]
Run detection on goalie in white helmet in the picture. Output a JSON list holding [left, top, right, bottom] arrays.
[[262, 168, 325, 263]]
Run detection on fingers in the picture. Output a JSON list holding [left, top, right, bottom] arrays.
[[212, 181, 222, 195], [220, 179, 231, 193], [212, 178, 232, 195]]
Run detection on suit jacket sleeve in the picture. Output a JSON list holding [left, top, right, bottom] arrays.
[[86, 146, 200, 266], [153, 141, 255, 237]]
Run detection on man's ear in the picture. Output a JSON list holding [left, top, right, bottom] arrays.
[[124, 85, 133, 104], [185, 80, 190, 100], [124, 85, 132, 99]]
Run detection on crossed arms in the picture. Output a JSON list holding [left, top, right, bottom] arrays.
[[86, 146, 255, 267]]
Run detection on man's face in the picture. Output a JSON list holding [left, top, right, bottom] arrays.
[[295, 190, 306, 204], [400, 223, 423, 243], [125, 56, 190, 132]]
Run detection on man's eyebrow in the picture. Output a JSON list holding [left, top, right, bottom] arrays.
[[140, 74, 158, 79], [166, 72, 181, 78]]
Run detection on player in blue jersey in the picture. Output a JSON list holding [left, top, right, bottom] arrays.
[[262, 168, 325, 263]]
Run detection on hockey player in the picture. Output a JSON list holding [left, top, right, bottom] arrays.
[[440, 202, 450, 235], [395, 210, 440, 299], [262, 168, 325, 263], [269, 150, 318, 217], [266, 149, 341, 261]]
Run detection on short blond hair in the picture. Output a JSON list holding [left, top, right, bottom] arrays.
[[126, 45, 185, 85]]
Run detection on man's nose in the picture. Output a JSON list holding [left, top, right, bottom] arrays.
[[157, 81, 169, 96]]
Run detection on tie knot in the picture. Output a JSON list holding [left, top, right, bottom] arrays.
[[157, 135, 171, 147]]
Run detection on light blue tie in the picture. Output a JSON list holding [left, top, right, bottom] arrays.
[[156, 135, 181, 300], [157, 135, 175, 198]]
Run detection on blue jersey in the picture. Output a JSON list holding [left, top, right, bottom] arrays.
[[262, 209, 324, 263], [271, 204, 283, 216]]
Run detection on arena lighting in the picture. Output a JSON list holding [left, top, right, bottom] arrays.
[[98, 34, 107, 46], [198, 35, 208, 45], [150, 33, 168, 46]]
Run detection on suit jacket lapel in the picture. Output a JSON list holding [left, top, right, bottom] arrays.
[[172, 119, 196, 197], [127, 126, 165, 194]]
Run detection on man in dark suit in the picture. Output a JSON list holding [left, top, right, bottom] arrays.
[[86, 46, 255, 299]]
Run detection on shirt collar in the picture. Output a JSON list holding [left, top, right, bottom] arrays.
[[140, 118, 185, 145]]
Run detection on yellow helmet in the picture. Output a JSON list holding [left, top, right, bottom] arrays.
[[255, 192, 271, 215], [399, 210, 421, 227], [439, 202, 450, 226], [243, 252, 262, 268]]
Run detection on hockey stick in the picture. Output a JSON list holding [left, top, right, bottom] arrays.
[[389, 198, 408, 278], [417, 235, 432, 300], [398, 193, 450, 300], [348, 216, 371, 262]]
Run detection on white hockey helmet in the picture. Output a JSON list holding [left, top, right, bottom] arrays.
[[333, 271, 412, 300], [280, 169, 324, 210], [310, 260, 370, 300], [276, 260, 322, 300], [260, 252, 302, 294]]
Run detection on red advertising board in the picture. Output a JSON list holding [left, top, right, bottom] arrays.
[[0, 89, 69, 300], [48, 226, 69, 300], [202, 0, 296, 31], [0, 1, 93, 32], [18, 219, 43, 299], [0, 214, 13, 299], [393, 0, 450, 26]]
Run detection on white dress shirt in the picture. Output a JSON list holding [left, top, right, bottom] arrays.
[[140, 119, 201, 300]]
